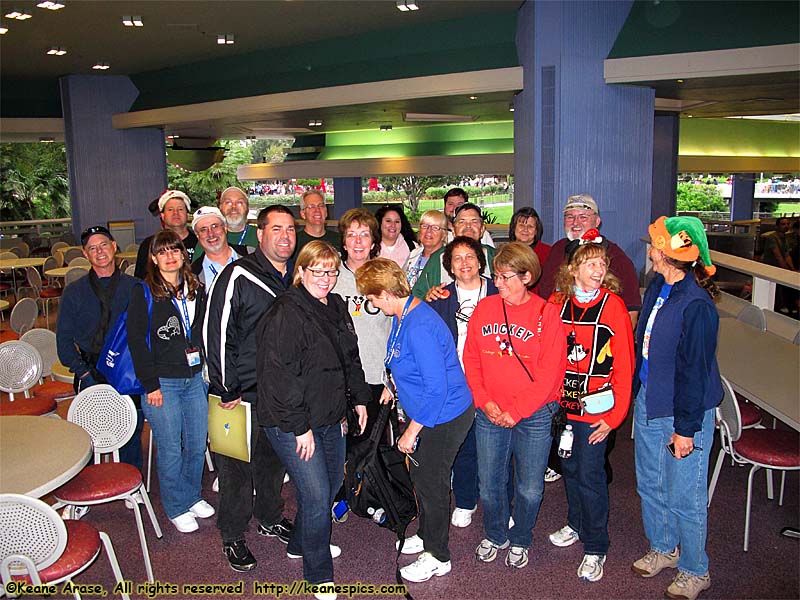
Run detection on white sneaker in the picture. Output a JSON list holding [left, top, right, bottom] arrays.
[[189, 499, 215, 519], [212, 477, 219, 492], [396, 534, 424, 555], [170, 512, 199, 533], [578, 554, 606, 582], [450, 506, 477, 528], [544, 467, 562, 482], [400, 552, 451, 583], [549, 524, 579, 547], [313, 582, 336, 600], [287, 545, 341, 559]]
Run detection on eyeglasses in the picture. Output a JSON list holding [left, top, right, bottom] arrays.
[[419, 224, 443, 232], [564, 213, 594, 224], [346, 232, 372, 240], [307, 268, 339, 278], [196, 222, 224, 236], [493, 272, 519, 282]]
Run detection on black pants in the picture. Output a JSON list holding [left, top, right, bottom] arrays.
[[409, 406, 474, 563], [216, 418, 287, 543]]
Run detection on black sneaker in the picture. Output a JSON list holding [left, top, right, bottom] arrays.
[[223, 540, 257, 572], [257, 517, 294, 544]]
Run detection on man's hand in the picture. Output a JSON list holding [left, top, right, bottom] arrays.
[[219, 397, 242, 410], [424, 284, 449, 303], [670, 432, 694, 459], [355, 405, 368, 435]]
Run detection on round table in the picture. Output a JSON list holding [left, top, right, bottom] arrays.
[[52, 361, 73, 384], [0, 299, 8, 311], [45, 265, 90, 278], [0, 416, 92, 497], [115, 251, 138, 262]]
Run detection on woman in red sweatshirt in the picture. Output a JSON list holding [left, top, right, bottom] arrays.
[[546, 229, 634, 583]]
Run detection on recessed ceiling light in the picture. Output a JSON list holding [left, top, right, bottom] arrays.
[[396, 0, 419, 10], [509, 103, 515, 112], [39, 137, 55, 143], [686, 114, 693, 118], [308, 120, 322, 127], [0, 26, 7, 34], [46, 46, 66, 55], [468, 96, 478, 100], [122, 15, 143, 27], [677, 79, 684, 83], [5, 8, 32, 20], [92, 62, 110, 70], [167, 134, 180, 139], [37, 1, 65, 10], [217, 33, 234, 45], [380, 125, 392, 131]]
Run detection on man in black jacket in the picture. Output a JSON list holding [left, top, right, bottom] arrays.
[[203, 205, 296, 572]]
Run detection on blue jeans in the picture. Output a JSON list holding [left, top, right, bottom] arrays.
[[634, 386, 715, 576], [452, 421, 515, 511], [476, 402, 555, 548], [561, 419, 609, 555], [141, 373, 208, 520], [265, 423, 345, 585]]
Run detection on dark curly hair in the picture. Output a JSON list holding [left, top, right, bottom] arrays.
[[442, 236, 486, 279]]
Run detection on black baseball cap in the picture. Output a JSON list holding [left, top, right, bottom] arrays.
[[80, 225, 115, 247]]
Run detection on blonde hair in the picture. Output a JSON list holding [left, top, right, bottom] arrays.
[[419, 209, 447, 230], [292, 240, 341, 286], [493, 242, 541, 290], [553, 243, 621, 303], [355, 257, 411, 298]]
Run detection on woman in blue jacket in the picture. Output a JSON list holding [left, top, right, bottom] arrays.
[[632, 216, 722, 600]]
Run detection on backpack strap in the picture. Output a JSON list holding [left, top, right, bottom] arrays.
[[140, 282, 153, 350]]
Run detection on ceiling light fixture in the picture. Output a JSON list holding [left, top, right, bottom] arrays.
[[677, 79, 684, 83], [509, 103, 515, 112], [39, 137, 55, 143], [0, 26, 7, 34], [404, 112, 475, 123], [308, 120, 322, 127], [122, 15, 143, 27], [37, 1, 65, 10], [46, 46, 66, 55], [380, 125, 392, 131], [5, 8, 32, 19], [92, 62, 110, 70], [468, 95, 478, 100], [217, 33, 234, 45], [396, 0, 419, 11]]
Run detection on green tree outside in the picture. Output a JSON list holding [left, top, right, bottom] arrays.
[[167, 140, 253, 206], [676, 183, 728, 212], [1, 142, 70, 221]]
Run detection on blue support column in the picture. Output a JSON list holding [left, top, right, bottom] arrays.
[[513, 0, 535, 213], [60, 75, 167, 241], [517, 0, 654, 269], [332, 177, 362, 219], [651, 112, 680, 221], [730, 173, 756, 221]]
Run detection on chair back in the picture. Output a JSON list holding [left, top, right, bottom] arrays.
[[15, 242, 30, 259], [717, 375, 743, 448], [68, 384, 137, 460], [118, 259, 129, 273], [0, 341, 43, 397], [65, 267, 88, 286], [42, 256, 58, 277], [124, 264, 136, 276], [9, 298, 38, 335], [25, 267, 43, 294], [0, 494, 68, 581], [0, 252, 17, 261], [20, 329, 58, 378], [125, 243, 139, 253], [63, 248, 83, 264], [8, 247, 21, 257], [68, 257, 90, 267], [50, 241, 69, 254], [737, 304, 767, 331]]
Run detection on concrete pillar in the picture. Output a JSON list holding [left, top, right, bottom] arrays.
[[651, 112, 680, 221], [60, 75, 167, 241], [517, 0, 654, 269], [332, 177, 362, 219], [731, 173, 756, 221]]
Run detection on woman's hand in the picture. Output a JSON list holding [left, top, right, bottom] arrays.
[[379, 386, 395, 406], [424, 284, 448, 303], [483, 401, 502, 422], [495, 411, 516, 428], [670, 433, 694, 459], [295, 430, 315, 461], [397, 429, 418, 454], [146, 389, 163, 407], [588, 419, 611, 444], [355, 405, 368, 435], [218, 397, 241, 410]]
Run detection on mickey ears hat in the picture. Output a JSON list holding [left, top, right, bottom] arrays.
[[648, 216, 716, 276]]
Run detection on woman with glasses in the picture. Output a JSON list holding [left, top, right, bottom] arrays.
[[463, 242, 566, 570], [127, 229, 214, 534], [403, 210, 448, 288], [429, 236, 498, 529], [508, 207, 551, 271], [546, 229, 634, 583], [257, 241, 369, 600], [355, 258, 473, 584], [376, 204, 417, 268]]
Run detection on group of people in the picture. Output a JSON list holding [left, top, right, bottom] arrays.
[[55, 185, 724, 600]]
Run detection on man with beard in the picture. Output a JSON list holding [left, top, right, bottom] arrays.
[[190, 206, 248, 286], [135, 190, 198, 278], [217, 186, 258, 250]]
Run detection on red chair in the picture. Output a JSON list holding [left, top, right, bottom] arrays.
[[0, 493, 129, 600], [708, 376, 800, 551], [54, 385, 162, 582]]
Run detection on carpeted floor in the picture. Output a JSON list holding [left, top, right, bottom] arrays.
[[47, 415, 798, 600]]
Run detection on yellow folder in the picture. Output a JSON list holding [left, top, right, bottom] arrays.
[[208, 394, 252, 462]]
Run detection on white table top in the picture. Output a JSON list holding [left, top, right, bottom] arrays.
[[0, 416, 92, 497], [717, 317, 800, 431], [0, 257, 47, 269], [45, 265, 90, 277], [0, 299, 8, 311]]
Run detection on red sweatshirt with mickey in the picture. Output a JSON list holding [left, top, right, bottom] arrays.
[[550, 289, 634, 429]]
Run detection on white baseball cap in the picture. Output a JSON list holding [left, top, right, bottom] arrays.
[[157, 190, 191, 213], [192, 206, 226, 232]]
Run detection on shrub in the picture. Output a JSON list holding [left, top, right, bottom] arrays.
[[676, 183, 727, 212]]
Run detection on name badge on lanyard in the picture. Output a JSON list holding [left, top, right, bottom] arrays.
[[172, 293, 202, 367]]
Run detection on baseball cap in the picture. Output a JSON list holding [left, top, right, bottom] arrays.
[[192, 206, 226, 232], [563, 194, 599, 214], [80, 225, 115, 247], [157, 190, 191, 213]]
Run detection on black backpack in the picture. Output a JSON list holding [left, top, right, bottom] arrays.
[[344, 403, 416, 596]]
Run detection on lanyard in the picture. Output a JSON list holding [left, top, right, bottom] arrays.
[[236, 225, 248, 246], [207, 254, 235, 278], [171, 291, 192, 343], [384, 296, 414, 367]]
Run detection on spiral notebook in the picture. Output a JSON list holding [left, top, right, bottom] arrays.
[[207, 394, 251, 462]]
